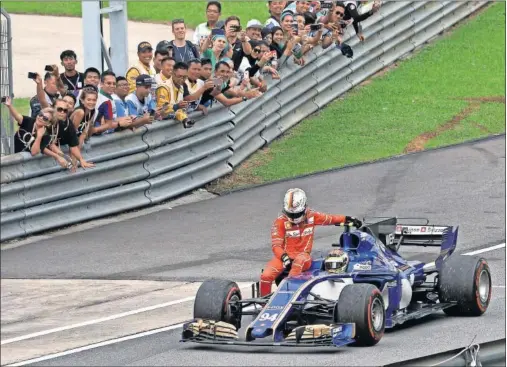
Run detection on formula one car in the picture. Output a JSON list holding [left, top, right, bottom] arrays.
[[180, 217, 492, 348]]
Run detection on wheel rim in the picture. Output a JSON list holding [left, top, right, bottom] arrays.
[[227, 294, 240, 320], [478, 269, 490, 303], [371, 298, 384, 332]]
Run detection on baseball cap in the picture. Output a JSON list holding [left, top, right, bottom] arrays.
[[137, 41, 153, 52], [246, 19, 263, 29], [156, 40, 172, 53], [136, 74, 153, 86]]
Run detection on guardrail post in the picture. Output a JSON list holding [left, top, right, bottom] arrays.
[[81, 1, 103, 71]]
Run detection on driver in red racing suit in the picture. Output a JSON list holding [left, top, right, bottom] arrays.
[[259, 188, 362, 296]]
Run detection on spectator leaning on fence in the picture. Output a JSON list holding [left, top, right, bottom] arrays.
[[50, 98, 95, 170], [125, 74, 161, 128], [193, 1, 225, 47], [3, 96, 54, 156], [70, 86, 98, 149], [112, 77, 131, 120], [126, 41, 157, 93], [94, 70, 120, 135], [155, 56, 176, 86], [59, 50, 85, 92], [155, 63, 195, 128], [183, 59, 215, 116]]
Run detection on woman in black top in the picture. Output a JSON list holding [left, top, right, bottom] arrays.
[[2, 96, 55, 154], [70, 86, 98, 148]]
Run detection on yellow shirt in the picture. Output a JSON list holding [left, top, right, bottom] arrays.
[[125, 60, 156, 93], [155, 78, 184, 114]]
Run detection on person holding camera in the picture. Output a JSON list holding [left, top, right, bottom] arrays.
[[201, 30, 233, 71], [224, 16, 252, 71], [2, 96, 55, 156]]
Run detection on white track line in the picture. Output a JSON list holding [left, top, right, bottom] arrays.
[[0, 296, 195, 345], [463, 243, 505, 256], [5, 322, 185, 367]]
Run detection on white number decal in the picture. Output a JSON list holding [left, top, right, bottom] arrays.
[[386, 233, 395, 245], [259, 312, 279, 322]]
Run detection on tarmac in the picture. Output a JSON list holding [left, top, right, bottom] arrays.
[[9, 14, 195, 99]]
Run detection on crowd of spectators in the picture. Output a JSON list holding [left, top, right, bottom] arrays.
[[2, 0, 381, 170]]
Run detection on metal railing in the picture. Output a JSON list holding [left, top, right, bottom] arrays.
[[0, 1, 490, 242], [0, 8, 13, 156]]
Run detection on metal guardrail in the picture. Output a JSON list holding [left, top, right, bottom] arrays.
[[383, 338, 506, 367], [0, 8, 14, 156], [0, 0, 490, 242]]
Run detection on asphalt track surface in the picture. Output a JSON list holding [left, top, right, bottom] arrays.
[[2, 135, 506, 366]]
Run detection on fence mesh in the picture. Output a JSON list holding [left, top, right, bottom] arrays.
[[0, 9, 13, 156]]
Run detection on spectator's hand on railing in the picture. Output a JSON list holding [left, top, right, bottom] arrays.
[[243, 88, 262, 100], [79, 159, 95, 169], [117, 116, 133, 128]]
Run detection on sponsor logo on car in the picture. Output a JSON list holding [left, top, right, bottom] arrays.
[[353, 261, 372, 271], [395, 225, 447, 235], [332, 326, 343, 336]]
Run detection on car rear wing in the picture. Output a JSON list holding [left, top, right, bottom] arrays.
[[363, 217, 452, 247]]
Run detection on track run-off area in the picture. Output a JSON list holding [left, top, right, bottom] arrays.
[[1, 135, 505, 366]]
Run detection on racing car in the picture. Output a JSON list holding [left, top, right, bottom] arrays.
[[180, 217, 492, 348]]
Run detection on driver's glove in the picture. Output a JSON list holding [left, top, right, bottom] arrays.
[[345, 216, 363, 228], [281, 253, 292, 269]]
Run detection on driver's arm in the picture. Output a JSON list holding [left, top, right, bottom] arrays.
[[312, 211, 347, 225], [270, 218, 286, 259]]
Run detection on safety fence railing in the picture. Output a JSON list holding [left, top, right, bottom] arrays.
[[383, 338, 506, 367], [0, 0, 490, 242], [0, 8, 14, 156]]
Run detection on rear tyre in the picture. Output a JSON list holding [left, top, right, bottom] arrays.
[[439, 255, 492, 316], [334, 284, 385, 346], [193, 279, 243, 329]]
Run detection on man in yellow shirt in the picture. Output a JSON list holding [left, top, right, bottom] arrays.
[[126, 42, 157, 93], [155, 57, 176, 87], [155, 62, 195, 128]]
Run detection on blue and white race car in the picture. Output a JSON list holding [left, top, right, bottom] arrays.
[[181, 217, 492, 348]]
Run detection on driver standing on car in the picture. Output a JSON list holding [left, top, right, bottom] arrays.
[[259, 188, 362, 296]]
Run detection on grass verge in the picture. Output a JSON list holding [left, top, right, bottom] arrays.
[[207, 2, 506, 193], [1, 1, 268, 29]]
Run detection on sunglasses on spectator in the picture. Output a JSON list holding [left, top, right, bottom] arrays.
[[335, 11, 344, 16], [172, 18, 185, 24], [56, 107, 69, 113], [82, 86, 98, 92], [37, 113, 50, 123], [253, 48, 261, 52]]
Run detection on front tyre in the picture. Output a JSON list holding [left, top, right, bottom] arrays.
[[439, 255, 492, 316], [193, 279, 243, 329], [334, 284, 385, 346]]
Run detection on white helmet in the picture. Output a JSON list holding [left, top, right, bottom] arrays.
[[325, 249, 349, 274], [283, 188, 308, 224]]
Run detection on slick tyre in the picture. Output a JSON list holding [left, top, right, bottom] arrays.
[[334, 284, 385, 346], [439, 255, 492, 316], [193, 279, 243, 329]]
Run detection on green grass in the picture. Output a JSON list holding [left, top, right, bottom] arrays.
[[2, 1, 268, 29], [13, 98, 30, 117], [209, 2, 505, 191]]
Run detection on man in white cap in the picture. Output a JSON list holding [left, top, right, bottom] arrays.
[[245, 19, 263, 41]]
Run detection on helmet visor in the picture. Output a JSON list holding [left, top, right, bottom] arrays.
[[284, 210, 305, 220]]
